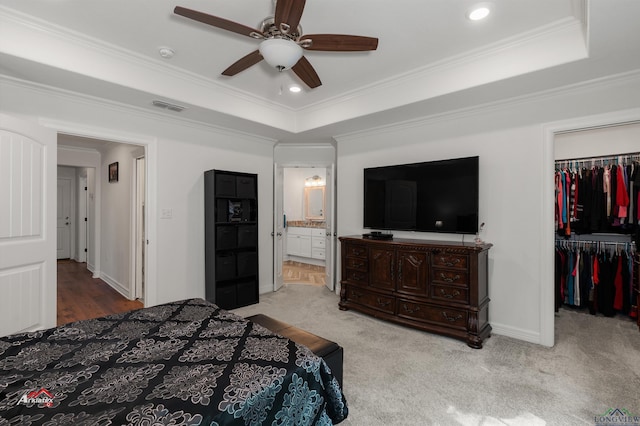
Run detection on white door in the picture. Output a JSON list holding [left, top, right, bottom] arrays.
[[0, 114, 57, 336], [78, 176, 88, 263], [56, 177, 72, 259], [324, 164, 335, 291], [134, 157, 145, 300], [273, 163, 284, 291]]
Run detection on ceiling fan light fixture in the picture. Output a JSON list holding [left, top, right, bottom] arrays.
[[289, 84, 302, 93], [259, 38, 303, 71]]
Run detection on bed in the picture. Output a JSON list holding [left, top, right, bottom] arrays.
[[0, 298, 348, 425]]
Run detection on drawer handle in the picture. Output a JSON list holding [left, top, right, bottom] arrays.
[[376, 298, 391, 308], [439, 257, 461, 267], [439, 289, 460, 299], [353, 248, 365, 256], [353, 261, 365, 269], [440, 273, 460, 283], [402, 304, 420, 314], [442, 312, 463, 322]]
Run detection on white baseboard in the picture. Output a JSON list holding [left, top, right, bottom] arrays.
[[490, 322, 544, 346], [100, 272, 131, 300]]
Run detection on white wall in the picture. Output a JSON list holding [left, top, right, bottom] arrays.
[[336, 72, 640, 346], [555, 123, 640, 159], [100, 143, 139, 297], [1, 81, 275, 306]]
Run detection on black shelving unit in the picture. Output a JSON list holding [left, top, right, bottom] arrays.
[[204, 169, 259, 309]]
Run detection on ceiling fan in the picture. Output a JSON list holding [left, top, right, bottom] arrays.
[[174, 0, 379, 89]]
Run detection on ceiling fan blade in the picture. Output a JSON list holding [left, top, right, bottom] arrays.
[[275, 0, 306, 32], [174, 6, 263, 38], [222, 50, 264, 76], [292, 56, 321, 89], [302, 34, 378, 51]]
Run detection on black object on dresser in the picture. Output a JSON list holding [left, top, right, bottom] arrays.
[[205, 170, 259, 309], [339, 236, 492, 348]]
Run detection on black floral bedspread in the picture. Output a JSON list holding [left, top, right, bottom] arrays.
[[0, 298, 348, 425]]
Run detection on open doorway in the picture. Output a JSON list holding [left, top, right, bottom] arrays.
[[57, 134, 147, 323], [282, 167, 327, 286], [274, 164, 336, 291]]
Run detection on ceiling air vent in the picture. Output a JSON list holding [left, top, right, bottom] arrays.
[[152, 100, 186, 112]]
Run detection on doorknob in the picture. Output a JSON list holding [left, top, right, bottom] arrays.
[[276, 232, 283, 236], [65, 222, 70, 225]]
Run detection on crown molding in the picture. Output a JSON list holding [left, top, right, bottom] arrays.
[[0, 75, 278, 145], [296, 16, 587, 133], [300, 16, 586, 116], [335, 69, 640, 142], [0, 6, 296, 115]]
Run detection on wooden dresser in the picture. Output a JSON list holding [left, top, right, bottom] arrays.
[[339, 236, 492, 348]]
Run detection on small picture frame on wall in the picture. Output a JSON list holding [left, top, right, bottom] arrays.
[[109, 162, 119, 183]]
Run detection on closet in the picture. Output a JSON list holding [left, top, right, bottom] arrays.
[[554, 125, 639, 327]]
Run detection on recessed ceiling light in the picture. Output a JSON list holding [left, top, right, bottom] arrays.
[[289, 85, 302, 93], [467, 6, 491, 21], [158, 47, 175, 59]]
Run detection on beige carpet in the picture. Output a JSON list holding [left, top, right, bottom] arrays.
[[233, 284, 640, 426]]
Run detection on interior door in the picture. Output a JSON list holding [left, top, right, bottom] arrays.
[[0, 114, 57, 336], [135, 157, 146, 300], [273, 163, 284, 291], [78, 176, 87, 263], [325, 164, 335, 291], [56, 177, 72, 259]]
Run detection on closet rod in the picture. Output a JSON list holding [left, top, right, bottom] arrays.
[[555, 239, 636, 252], [555, 151, 640, 163]]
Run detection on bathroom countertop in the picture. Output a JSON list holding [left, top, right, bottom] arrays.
[[287, 221, 326, 228]]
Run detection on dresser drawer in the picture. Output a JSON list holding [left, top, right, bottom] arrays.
[[344, 269, 368, 285], [346, 288, 395, 314], [397, 300, 468, 330], [312, 238, 325, 249], [345, 243, 368, 258], [432, 269, 469, 286], [432, 253, 468, 269], [430, 284, 469, 304], [345, 257, 368, 271]]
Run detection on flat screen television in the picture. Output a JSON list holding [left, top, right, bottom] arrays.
[[363, 156, 479, 234]]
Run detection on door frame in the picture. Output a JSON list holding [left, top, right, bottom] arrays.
[[41, 118, 158, 307], [132, 155, 146, 301], [540, 107, 640, 348], [56, 174, 74, 259], [274, 162, 337, 292]]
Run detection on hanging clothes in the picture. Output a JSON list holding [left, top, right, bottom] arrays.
[[555, 157, 640, 236], [554, 240, 635, 317]]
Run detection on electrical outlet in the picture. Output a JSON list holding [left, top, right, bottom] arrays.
[[160, 208, 173, 219]]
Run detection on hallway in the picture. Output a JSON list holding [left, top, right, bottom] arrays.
[[57, 260, 143, 325]]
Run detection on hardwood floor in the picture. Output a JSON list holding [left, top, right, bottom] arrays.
[[282, 261, 325, 286], [57, 260, 143, 326]]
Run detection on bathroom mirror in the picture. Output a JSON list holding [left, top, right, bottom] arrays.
[[304, 186, 325, 220]]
